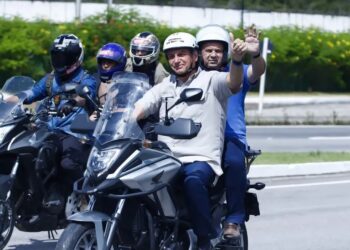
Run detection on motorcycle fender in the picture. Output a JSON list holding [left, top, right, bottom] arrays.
[[68, 211, 110, 250], [67, 210, 110, 223], [0, 175, 11, 200]]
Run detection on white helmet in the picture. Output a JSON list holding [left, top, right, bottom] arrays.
[[196, 24, 231, 66], [163, 32, 198, 52], [196, 24, 230, 49], [129, 32, 160, 67]]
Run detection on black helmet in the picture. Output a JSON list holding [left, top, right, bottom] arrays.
[[50, 34, 84, 79]]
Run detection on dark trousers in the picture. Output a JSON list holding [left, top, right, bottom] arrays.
[[57, 133, 91, 190], [179, 161, 216, 244], [223, 138, 247, 224]]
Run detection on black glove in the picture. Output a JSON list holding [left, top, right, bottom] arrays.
[[59, 99, 77, 116]]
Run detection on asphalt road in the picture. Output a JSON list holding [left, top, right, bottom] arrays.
[[5, 173, 350, 250], [247, 173, 350, 250], [4, 230, 60, 250], [247, 125, 350, 152]]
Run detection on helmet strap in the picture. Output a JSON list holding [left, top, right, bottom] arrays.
[[132, 57, 145, 67]]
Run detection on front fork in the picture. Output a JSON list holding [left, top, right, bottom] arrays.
[[0, 159, 19, 234], [0, 158, 19, 202], [105, 198, 126, 249], [88, 198, 126, 250]]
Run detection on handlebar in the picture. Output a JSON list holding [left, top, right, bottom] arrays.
[[245, 147, 262, 174], [246, 149, 261, 157]]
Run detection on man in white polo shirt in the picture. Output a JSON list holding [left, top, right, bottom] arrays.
[[134, 32, 246, 250]]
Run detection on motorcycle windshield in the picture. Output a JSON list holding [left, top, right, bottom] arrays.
[[0, 93, 25, 125], [1, 76, 35, 95], [0, 99, 26, 124], [93, 72, 150, 145]]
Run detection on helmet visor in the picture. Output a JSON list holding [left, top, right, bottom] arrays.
[[51, 50, 76, 71], [131, 45, 154, 58]]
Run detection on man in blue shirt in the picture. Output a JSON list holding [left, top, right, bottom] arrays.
[[10, 34, 97, 201], [196, 24, 266, 240]]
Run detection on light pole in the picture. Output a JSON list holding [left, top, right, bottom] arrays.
[[240, 0, 244, 29], [107, 0, 113, 10], [75, 0, 81, 21]]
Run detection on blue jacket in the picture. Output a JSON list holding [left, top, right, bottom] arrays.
[[224, 64, 258, 147], [23, 68, 97, 138]]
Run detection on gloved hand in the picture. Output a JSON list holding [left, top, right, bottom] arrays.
[[59, 99, 77, 116]]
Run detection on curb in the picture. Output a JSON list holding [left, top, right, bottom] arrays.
[[245, 96, 350, 106], [248, 161, 350, 178]]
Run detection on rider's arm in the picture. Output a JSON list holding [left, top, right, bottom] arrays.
[[244, 25, 266, 83], [22, 77, 48, 104], [225, 33, 246, 93], [133, 103, 146, 121], [247, 55, 266, 83], [134, 84, 164, 121]]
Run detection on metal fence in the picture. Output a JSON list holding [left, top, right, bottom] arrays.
[[1, 1, 350, 32], [12, 0, 350, 16]]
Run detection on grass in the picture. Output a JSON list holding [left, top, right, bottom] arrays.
[[253, 151, 350, 165], [247, 92, 350, 97]]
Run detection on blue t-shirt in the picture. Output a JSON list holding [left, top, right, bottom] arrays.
[[24, 68, 97, 138], [225, 64, 256, 146]]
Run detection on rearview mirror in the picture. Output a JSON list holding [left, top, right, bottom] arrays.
[[164, 88, 203, 125], [75, 85, 100, 113], [168, 88, 203, 110], [75, 85, 91, 98], [179, 88, 203, 103]]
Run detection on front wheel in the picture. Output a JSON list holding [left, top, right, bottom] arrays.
[[0, 200, 15, 250], [55, 223, 97, 250], [56, 222, 118, 250]]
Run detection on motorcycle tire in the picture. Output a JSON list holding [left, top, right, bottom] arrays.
[[55, 222, 95, 250], [0, 200, 15, 250], [55, 222, 118, 250]]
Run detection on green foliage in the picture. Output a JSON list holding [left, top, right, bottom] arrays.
[[0, 9, 349, 92], [264, 27, 350, 92], [0, 17, 54, 81], [254, 151, 350, 164]]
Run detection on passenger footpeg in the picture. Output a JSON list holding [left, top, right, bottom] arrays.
[[214, 237, 243, 250]]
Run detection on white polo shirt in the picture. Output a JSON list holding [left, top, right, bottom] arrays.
[[136, 68, 231, 176]]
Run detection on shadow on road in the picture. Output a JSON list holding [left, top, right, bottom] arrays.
[[6, 238, 57, 250]]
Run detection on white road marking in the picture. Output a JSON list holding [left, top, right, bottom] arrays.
[[309, 136, 350, 140], [265, 179, 350, 190]]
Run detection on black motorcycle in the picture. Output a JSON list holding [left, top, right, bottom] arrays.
[[56, 72, 264, 250], [0, 80, 87, 250]]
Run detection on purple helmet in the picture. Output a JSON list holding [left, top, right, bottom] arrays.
[[96, 43, 127, 81]]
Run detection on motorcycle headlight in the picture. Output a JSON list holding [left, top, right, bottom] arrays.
[[0, 125, 14, 144], [87, 147, 121, 173]]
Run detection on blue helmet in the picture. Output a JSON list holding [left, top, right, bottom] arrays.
[[96, 43, 127, 81]]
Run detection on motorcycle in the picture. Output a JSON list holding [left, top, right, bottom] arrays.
[[0, 79, 87, 250], [0, 76, 35, 249], [56, 71, 264, 250]]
